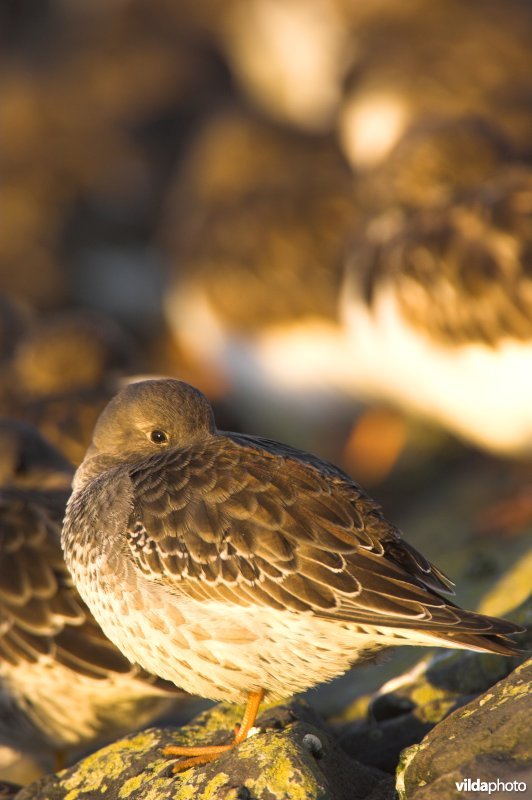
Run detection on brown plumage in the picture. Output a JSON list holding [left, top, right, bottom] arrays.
[[349, 165, 532, 348], [128, 431, 520, 650]]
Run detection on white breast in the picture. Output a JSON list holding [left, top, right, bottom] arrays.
[[342, 287, 532, 455], [165, 281, 357, 412]]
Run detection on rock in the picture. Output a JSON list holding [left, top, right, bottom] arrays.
[[333, 597, 530, 773], [16, 702, 394, 800], [0, 783, 23, 800], [333, 649, 520, 773], [396, 658, 532, 799]]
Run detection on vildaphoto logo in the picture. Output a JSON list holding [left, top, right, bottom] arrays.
[[455, 778, 527, 794]]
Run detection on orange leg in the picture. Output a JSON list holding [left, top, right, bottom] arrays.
[[163, 689, 265, 772]]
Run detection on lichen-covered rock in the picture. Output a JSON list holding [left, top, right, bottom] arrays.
[[333, 649, 522, 773], [396, 658, 532, 800], [16, 702, 394, 800], [333, 597, 529, 773]]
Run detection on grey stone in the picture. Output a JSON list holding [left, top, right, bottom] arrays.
[[396, 658, 532, 799], [16, 702, 395, 800]]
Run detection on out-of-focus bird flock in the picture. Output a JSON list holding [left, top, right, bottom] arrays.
[[0, 0, 531, 785]]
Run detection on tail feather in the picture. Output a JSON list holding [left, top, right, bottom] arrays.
[[334, 597, 527, 656], [405, 606, 526, 656], [438, 630, 525, 657]]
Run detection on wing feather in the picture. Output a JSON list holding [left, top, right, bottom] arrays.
[[124, 434, 523, 652], [125, 435, 474, 639]]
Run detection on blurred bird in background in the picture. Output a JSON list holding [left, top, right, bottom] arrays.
[[343, 164, 532, 533], [337, 0, 532, 170], [189, 0, 353, 132], [0, 310, 141, 465], [342, 139, 532, 457], [0, 421, 185, 773], [161, 108, 361, 455]]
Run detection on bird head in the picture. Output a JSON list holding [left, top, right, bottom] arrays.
[[73, 379, 217, 490]]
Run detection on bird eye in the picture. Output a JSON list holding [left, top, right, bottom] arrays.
[[149, 430, 169, 445]]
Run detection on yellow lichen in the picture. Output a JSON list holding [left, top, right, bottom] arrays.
[[410, 683, 456, 724], [410, 683, 449, 709], [478, 693, 494, 707], [62, 731, 160, 793], [201, 772, 230, 799], [478, 552, 532, 616], [330, 693, 372, 723], [119, 774, 145, 798], [172, 784, 196, 800], [238, 732, 321, 800], [395, 743, 422, 800], [170, 769, 232, 800]]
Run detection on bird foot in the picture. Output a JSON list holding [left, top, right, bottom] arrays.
[[163, 689, 265, 772], [163, 742, 235, 773]]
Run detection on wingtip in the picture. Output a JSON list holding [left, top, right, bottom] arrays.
[[446, 618, 528, 657]]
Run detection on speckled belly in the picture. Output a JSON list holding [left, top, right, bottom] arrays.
[[75, 556, 400, 703]]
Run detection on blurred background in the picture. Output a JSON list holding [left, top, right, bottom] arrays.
[[0, 0, 531, 784]]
